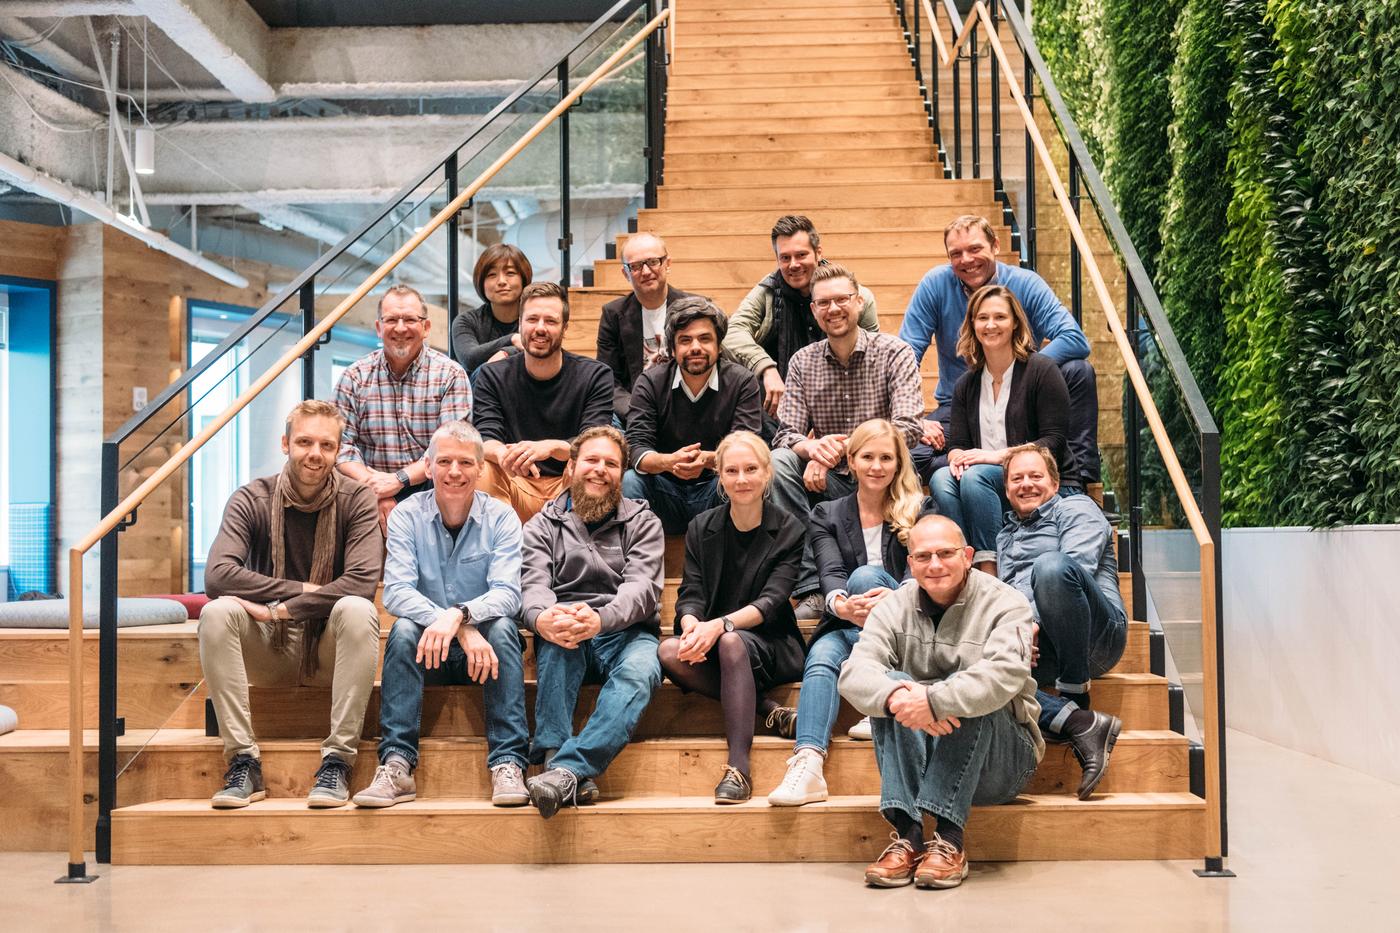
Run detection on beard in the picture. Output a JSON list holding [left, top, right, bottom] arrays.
[[524, 333, 563, 358], [571, 476, 622, 524], [681, 352, 714, 376]]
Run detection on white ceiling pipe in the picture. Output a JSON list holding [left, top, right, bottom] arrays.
[[0, 150, 249, 288]]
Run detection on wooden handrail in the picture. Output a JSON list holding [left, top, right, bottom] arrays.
[[959, 0, 1224, 864], [60, 5, 671, 872], [922, 0, 950, 65]]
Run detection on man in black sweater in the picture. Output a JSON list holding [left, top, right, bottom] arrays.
[[622, 296, 763, 534], [473, 282, 614, 522]]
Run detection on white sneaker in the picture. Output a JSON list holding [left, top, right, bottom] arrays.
[[847, 716, 873, 741], [766, 748, 828, 807]]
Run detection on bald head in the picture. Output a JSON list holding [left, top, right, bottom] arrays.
[[621, 232, 670, 305], [908, 514, 974, 607]]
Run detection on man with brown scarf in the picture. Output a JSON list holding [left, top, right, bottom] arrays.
[[199, 399, 384, 809]]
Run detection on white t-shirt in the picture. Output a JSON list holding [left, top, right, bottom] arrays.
[[640, 301, 667, 371], [862, 523, 883, 567], [978, 361, 1014, 453]]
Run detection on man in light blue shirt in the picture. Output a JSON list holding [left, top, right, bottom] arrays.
[[898, 215, 1099, 485], [351, 420, 530, 809], [996, 443, 1124, 799]]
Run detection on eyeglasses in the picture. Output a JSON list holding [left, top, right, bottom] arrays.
[[811, 293, 857, 312], [909, 548, 965, 565], [380, 315, 428, 327], [623, 255, 668, 274]]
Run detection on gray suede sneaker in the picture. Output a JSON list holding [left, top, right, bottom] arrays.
[[211, 754, 264, 809], [543, 749, 599, 804], [352, 759, 416, 808], [490, 761, 530, 807], [527, 767, 579, 820], [307, 755, 353, 808]]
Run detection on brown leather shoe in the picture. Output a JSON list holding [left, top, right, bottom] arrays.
[[914, 834, 969, 889], [863, 833, 925, 887]]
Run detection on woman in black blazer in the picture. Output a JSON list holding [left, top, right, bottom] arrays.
[[765, 419, 925, 807], [931, 284, 1080, 572], [449, 243, 532, 374], [658, 430, 806, 804]]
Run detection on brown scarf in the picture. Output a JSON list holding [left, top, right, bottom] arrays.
[[269, 462, 340, 679]]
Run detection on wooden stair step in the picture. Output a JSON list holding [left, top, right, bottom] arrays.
[[109, 792, 1207, 864], [611, 229, 1004, 261], [667, 84, 920, 105], [681, 0, 894, 9], [664, 147, 937, 170], [663, 164, 945, 187], [667, 115, 927, 137], [238, 671, 1168, 741], [676, 15, 897, 34], [591, 255, 944, 290], [634, 203, 991, 230], [671, 46, 910, 65], [668, 69, 916, 89], [667, 130, 931, 153], [675, 35, 905, 52], [683, 9, 895, 25], [667, 100, 928, 121]]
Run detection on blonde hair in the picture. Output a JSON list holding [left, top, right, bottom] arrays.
[[715, 430, 773, 497], [846, 419, 923, 546], [955, 284, 1036, 369], [1003, 442, 1060, 484], [943, 214, 998, 248], [284, 399, 343, 438]]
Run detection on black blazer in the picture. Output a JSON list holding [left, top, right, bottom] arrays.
[[808, 493, 910, 645], [596, 286, 698, 419], [673, 502, 805, 646], [947, 351, 1078, 483]]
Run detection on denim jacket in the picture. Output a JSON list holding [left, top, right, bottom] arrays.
[[995, 493, 1123, 622]]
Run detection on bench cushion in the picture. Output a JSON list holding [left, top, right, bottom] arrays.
[[0, 597, 189, 629]]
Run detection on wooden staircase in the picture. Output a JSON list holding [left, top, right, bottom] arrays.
[[0, 0, 1206, 865]]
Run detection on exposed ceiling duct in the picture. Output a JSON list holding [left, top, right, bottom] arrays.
[[0, 149, 249, 286]]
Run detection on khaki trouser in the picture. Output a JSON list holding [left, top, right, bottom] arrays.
[[480, 460, 569, 523], [198, 595, 380, 763]]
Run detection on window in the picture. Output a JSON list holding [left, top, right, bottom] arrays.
[[186, 300, 376, 589], [0, 277, 56, 600]]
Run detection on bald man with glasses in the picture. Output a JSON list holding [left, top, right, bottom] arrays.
[[595, 232, 700, 424]]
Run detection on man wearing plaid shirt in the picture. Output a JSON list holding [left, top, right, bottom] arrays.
[[770, 264, 925, 612], [334, 284, 472, 530]]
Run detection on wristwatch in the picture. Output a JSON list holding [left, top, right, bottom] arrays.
[[394, 468, 411, 487], [721, 615, 735, 633], [453, 602, 472, 624], [266, 599, 284, 620]]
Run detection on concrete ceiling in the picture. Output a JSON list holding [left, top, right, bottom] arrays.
[[0, 0, 647, 289]]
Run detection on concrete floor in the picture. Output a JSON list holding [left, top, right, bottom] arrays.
[[3, 729, 1396, 932]]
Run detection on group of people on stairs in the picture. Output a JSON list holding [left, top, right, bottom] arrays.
[[196, 212, 1126, 889]]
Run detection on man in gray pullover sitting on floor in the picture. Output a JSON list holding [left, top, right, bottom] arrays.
[[840, 514, 1043, 890]]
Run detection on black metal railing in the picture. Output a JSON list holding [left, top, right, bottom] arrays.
[[902, 0, 1229, 874], [85, 0, 669, 864]]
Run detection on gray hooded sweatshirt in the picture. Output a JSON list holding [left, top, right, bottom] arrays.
[[521, 494, 665, 636]]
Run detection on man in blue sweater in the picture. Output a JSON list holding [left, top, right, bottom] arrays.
[[898, 216, 1099, 485]]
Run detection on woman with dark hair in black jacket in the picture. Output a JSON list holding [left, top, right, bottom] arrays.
[[658, 430, 805, 804], [450, 243, 533, 373]]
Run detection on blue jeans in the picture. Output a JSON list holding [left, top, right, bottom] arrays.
[[769, 448, 859, 594], [621, 470, 721, 536], [931, 464, 1008, 563], [872, 671, 1039, 828], [794, 565, 901, 753], [378, 616, 529, 770], [1030, 552, 1127, 734], [533, 626, 662, 780]]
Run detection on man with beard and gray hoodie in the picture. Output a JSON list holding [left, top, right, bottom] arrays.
[[520, 425, 665, 818]]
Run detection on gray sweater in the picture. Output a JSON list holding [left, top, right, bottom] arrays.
[[838, 570, 1044, 762], [521, 495, 664, 635]]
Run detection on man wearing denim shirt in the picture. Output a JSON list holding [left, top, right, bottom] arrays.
[[997, 443, 1125, 800], [352, 420, 530, 809]]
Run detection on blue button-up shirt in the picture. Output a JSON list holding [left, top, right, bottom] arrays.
[[995, 493, 1123, 621], [382, 489, 522, 628]]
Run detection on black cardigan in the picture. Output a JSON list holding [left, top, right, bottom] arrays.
[[450, 302, 518, 374], [596, 285, 698, 419], [673, 502, 804, 645], [808, 492, 910, 646], [947, 351, 1078, 483]]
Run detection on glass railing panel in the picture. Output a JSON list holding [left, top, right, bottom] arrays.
[[111, 287, 306, 804]]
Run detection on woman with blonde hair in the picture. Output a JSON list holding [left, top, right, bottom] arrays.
[[767, 419, 925, 806], [932, 284, 1078, 573], [659, 431, 806, 804]]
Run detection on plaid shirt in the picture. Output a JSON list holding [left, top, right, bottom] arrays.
[[333, 346, 471, 472], [772, 330, 924, 473]]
